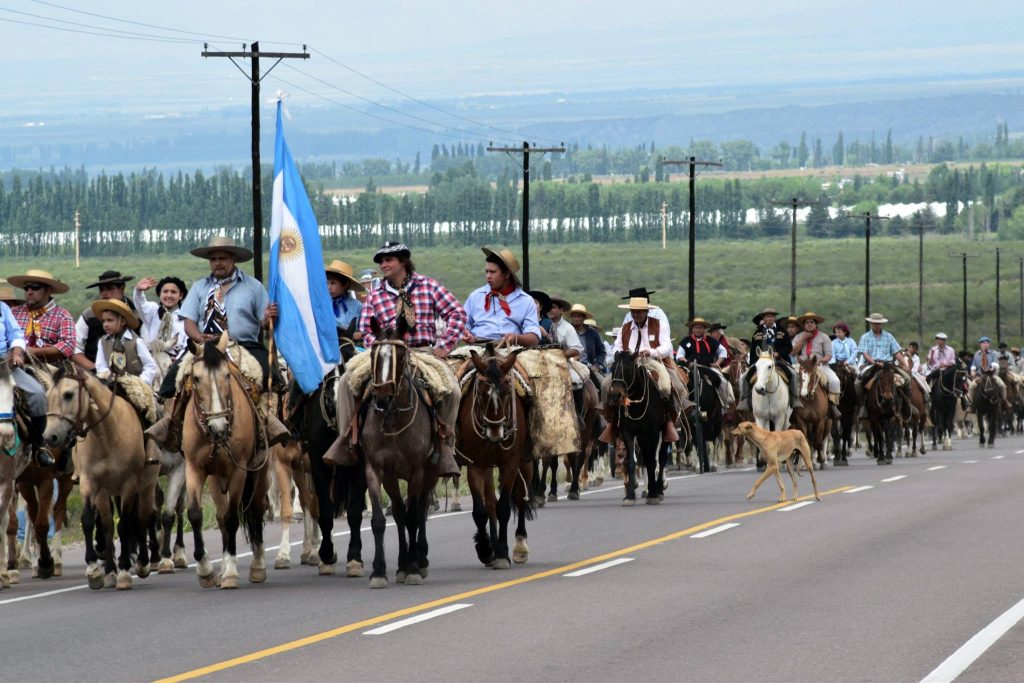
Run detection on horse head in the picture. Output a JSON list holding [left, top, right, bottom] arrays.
[[608, 351, 637, 409], [191, 334, 234, 441], [369, 327, 409, 412], [798, 356, 819, 399], [753, 350, 777, 395], [874, 362, 896, 404], [44, 364, 93, 450], [469, 343, 520, 443], [0, 360, 15, 452]]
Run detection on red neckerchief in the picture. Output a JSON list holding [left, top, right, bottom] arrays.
[[691, 334, 710, 355], [804, 329, 818, 357], [484, 282, 516, 316]]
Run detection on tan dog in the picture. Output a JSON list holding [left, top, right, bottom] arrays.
[[733, 421, 821, 503]]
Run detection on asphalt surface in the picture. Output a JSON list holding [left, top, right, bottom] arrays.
[[4, 435, 1024, 683]]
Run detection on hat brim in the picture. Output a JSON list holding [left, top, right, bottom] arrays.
[[90, 300, 140, 330], [686, 319, 710, 327], [865, 317, 889, 324], [325, 268, 367, 293], [797, 315, 825, 325], [86, 276, 134, 289], [617, 303, 656, 311], [373, 248, 410, 264], [191, 246, 253, 262], [7, 274, 69, 294], [481, 247, 521, 281], [550, 298, 572, 311], [752, 310, 779, 324]]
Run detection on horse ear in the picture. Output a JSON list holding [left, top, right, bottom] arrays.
[[395, 313, 410, 339], [345, 317, 358, 339], [217, 332, 229, 353], [499, 350, 519, 374], [469, 349, 487, 373], [369, 315, 382, 338]]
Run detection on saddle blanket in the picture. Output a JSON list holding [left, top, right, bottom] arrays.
[[175, 341, 263, 393], [345, 346, 457, 400]]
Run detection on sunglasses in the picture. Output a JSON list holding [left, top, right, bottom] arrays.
[[23, 283, 46, 291]]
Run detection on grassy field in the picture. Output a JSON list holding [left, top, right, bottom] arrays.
[[0, 233, 1017, 348]]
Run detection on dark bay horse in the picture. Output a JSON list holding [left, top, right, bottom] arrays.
[[864, 363, 905, 465], [930, 365, 964, 450], [361, 318, 439, 587], [832, 363, 858, 466], [972, 370, 1002, 448], [685, 362, 723, 474], [457, 345, 534, 569], [607, 352, 666, 505]]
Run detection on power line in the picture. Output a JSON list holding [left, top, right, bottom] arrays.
[[0, 6, 202, 42], [0, 15, 199, 44]]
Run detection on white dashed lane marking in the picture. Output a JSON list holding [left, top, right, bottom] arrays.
[[691, 523, 740, 539]]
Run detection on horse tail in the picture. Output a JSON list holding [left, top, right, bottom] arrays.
[[239, 467, 265, 545], [331, 465, 348, 520]]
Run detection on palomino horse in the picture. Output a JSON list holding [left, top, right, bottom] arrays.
[[790, 356, 831, 469], [831, 364, 858, 466], [971, 370, 1002, 448], [182, 336, 270, 589], [458, 345, 535, 569], [864, 362, 904, 464], [929, 365, 964, 450], [44, 364, 157, 590], [607, 352, 666, 505], [0, 360, 17, 589], [361, 319, 440, 588]]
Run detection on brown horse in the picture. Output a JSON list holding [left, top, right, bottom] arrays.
[[722, 356, 750, 468], [182, 336, 270, 589], [971, 370, 1002, 448], [361, 318, 440, 588], [905, 378, 928, 457], [268, 439, 320, 570], [457, 345, 535, 569], [790, 357, 831, 469], [44, 364, 157, 590], [864, 363, 903, 464]]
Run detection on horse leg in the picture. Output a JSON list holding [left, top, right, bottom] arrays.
[[215, 472, 245, 590], [467, 466, 493, 566], [246, 469, 269, 585], [185, 463, 217, 588], [30, 477, 55, 579], [400, 481, 423, 584], [94, 496, 117, 589], [113, 497, 136, 590], [484, 472, 499, 565], [492, 464, 516, 570], [273, 454, 293, 570], [0, 499, 8, 590], [513, 460, 532, 564], [343, 464, 367, 577], [134, 480, 158, 581], [568, 450, 583, 501], [81, 496, 104, 589], [546, 456, 558, 501], [382, 477, 409, 583], [158, 464, 182, 572], [364, 462, 388, 589], [307, 452, 337, 573], [644, 437, 661, 504]]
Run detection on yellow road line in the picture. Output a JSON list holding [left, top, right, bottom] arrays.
[[155, 485, 853, 683]]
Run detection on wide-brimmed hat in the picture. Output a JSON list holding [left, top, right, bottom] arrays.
[[325, 260, 366, 293], [373, 241, 411, 264], [527, 290, 553, 315], [90, 299, 140, 330], [481, 247, 521, 286], [784, 316, 800, 326], [359, 268, 377, 283], [865, 312, 889, 324], [0, 279, 24, 305], [708, 322, 727, 332], [686, 317, 711, 328], [7, 269, 69, 294], [621, 287, 656, 301], [752, 307, 779, 324], [550, 296, 572, 311], [934, 332, 948, 340], [797, 311, 825, 325], [617, 297, 657, 311], [86, 270, 134, 289], [606, 326, 621, 338], [584, 317, 603, 331], [568, 303, 592, 318], [190, 235, 253, 262]]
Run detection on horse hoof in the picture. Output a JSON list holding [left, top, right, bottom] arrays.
[[31, 566, 39, 578], [172, 552, 188, 570], [450, 501, 462, 512], [622, 497, 635, 507], [491, 558, 511, 570], [135, 564, 151, 579], [404, 572, 424, 585], [249, 566, 267, 584], [567, 491, 580, 501], [103, 573, 117, 589], [198, 572, 220, 589], [346, 560, 364, 578], [420, 566, 429, 579], [37, 563, 54, 580], [18, 557, 31, 570], [369, 576, 387, 589], [300, 551, 316, 566], [274, 557, 291, 570], [87, 571, 105, 591], [8, 569, 20, 584], [593, 477, 604, 487], [220, 575, 239, 590], [157, 559, 175, 574], [0, 574, 9, 589], [319, 562, 336, 576], [396, 570, 407, 584], [115, 571, 133, 591], [547, 493, 558, 502], [645, 496, 661, 505]]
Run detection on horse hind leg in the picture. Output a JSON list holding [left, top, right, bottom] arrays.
[[468, 467, 493, 566], [512, 460, 533, 564], [273, 454, 294, 570], [246, 470, 270, 585]]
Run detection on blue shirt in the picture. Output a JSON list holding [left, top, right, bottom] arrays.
[[831, 337, 859, 365], [0, 302, 27, 356], [970, 349, 1000, 374], [180, 269, 269, 345], [858, 330, 901, 362], [464, 285, 542, 341], [332, 294, 363, 332]]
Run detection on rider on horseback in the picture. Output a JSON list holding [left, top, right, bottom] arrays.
[[325, 260, 366, 344], [676, 317, 735, 412], [462, 247, 542, 348], [969, 336, 1010, 410], [855, 312, 912, 415], [789, 312, 842, 420], [738, 307, 799, 411]]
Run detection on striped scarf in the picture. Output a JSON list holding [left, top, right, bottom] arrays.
[[202, 272, 236, 335]]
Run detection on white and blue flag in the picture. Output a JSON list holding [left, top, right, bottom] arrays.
[[268, 100, 340, 393]]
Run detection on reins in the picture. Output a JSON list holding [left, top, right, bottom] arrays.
[[369, 340, 421, 437], [468, 360, 519, 449], [47, 369, 117, 447], [190, 357, 269, 473]]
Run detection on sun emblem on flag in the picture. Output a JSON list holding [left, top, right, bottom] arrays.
[[279, 226, 304, 262]]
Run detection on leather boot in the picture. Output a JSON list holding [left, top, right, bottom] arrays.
[[322, 434, 357, 467], [599, 406, 619, 444], [147, 394, 188, 453], [828, 393, 842, 420], [663, 419, 679, 443], [433, 441, 461, 478], [28, 415, 55, 468]]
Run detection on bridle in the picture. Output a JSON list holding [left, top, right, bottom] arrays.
[[469, 359, 518, 447], [46, 368, 116, 448], [0, 361, 16, 456], [754, 355, 781, 395], [190, 356, 268, 472], [799, 361, 821, 398], [369, 339, 419, 436], [610, 354, 650, 420]]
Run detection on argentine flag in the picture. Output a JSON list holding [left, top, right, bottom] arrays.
[[268, 100, 340, 393]]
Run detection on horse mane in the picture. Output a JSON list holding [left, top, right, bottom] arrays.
[[201, 340, 227, 370]]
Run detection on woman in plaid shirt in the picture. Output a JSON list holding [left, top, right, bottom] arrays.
[[327, 242, 466, 477]]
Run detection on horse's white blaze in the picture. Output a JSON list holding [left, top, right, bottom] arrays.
[[378, 344, 392, 386], [751, 356, 791, 432], [208, 375, 228, 436], [799, 369, 812, 398], [0, 371, 15, 448]]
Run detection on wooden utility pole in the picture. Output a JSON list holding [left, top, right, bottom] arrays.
[[661, 201, 667, 250], [662, 157, 722, 321], [202, 42, 310, 282], [845, 211, 890, 329], [773, 198, 820, 314], [996, 247, 1003, 345], [1018, 257, 1023, 339], [74, 209, 81, 268], [486, 142, 565, 290], [949, 252, 971, 350], [911, 223, 938, 342]]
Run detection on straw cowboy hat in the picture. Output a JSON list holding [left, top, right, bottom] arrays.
[[685, 317, 711, 328], [325, 260, 366, 293], [7, 269, 69, 294], [796, 311, 825, 325], [606, 326, 621, 338], [568, 303, 592, 318], [0, 279, 24, 306], [584, 317, 603, 332], [481, 247, 521, 283], [190, 235, 253, 262], [865, 312, 889, 324], [86, 270, 134, 289], [752, 307, 778, 324], [783, 315, 800, 326], [934, 332, 949, 340], [91, 299, 140, 330], [617, 297, 657, 311]]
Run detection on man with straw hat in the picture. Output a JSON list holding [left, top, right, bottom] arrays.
[[568, 302, 606, 376], [677, 317, 735, 413], [0, 280, 24, 307], [75, 270, 139, 370], [462, 247, 542, 347], [6, 269, 75, 468], [146, 235, 290, 453], [856, 312, 912, 413], [601, 296, 685, 444], [790, 311, 842, 420], [325, 259, 365, 340]]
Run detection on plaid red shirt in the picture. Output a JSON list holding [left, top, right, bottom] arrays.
[[11, 299, 76, 358], [359, 273, 466, 351]]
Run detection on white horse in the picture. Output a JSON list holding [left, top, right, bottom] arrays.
[[751, 351, 792, 433], [0, 361, 19, 589]]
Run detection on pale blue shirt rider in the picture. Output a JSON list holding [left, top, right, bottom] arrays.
[[464, 285, 543, 341]]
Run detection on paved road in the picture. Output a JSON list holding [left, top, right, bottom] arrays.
[[4, 437, 1024, 683]]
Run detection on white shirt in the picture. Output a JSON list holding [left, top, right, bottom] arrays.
[[614, 316, 672, 360], [133, 288, 189, 360], [549, 317, 584, 355], [95, 329, 158, 385], [621, 306, 670, 339]]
